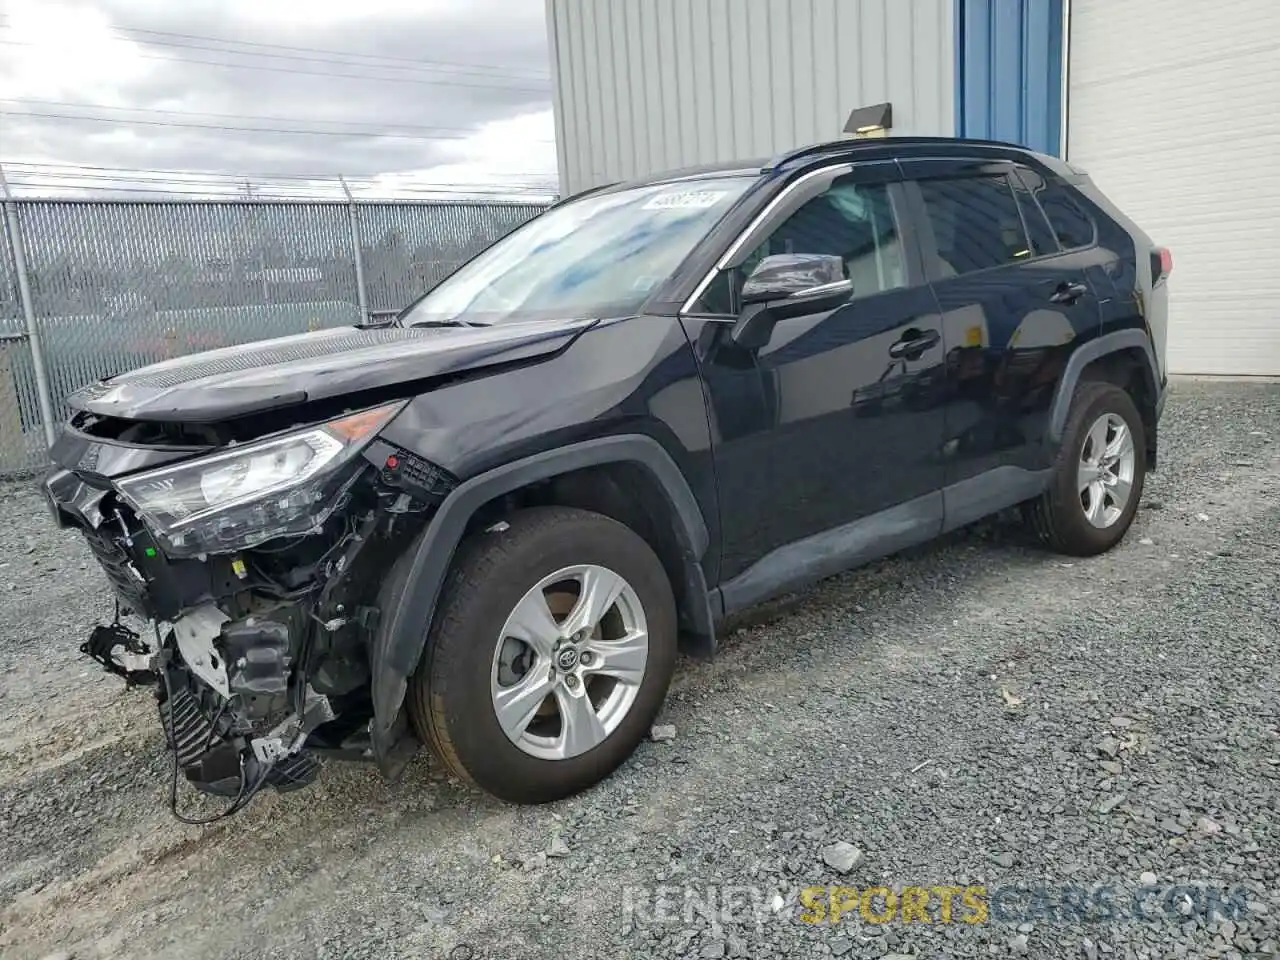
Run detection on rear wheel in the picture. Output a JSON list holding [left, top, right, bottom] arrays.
[[409, 506, 677, 803], [1025, 380, 1147, 556]]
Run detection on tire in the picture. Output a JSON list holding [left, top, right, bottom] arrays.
[[408, 505, 678, 804], [1025, 380, 1147, 556]]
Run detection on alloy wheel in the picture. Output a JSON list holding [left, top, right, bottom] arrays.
[[1077, 412, 1136, 529], [490, 564, 649, 760]]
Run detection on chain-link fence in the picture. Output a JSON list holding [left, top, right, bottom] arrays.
[[0, 193, 548, 475]]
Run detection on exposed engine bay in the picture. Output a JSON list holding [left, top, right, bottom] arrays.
[[45, 400, 457, 821]]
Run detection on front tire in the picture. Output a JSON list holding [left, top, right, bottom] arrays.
[[1025, 380, 1147, 556], [409, 506, 678, 804]]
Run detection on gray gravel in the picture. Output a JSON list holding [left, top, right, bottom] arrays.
[[1, 379, 1277, 960]]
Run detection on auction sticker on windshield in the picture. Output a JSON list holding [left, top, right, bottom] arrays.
[[642, 190, 729, 210]]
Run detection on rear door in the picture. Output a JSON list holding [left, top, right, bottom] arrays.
[[898, 157, 1109, 529]]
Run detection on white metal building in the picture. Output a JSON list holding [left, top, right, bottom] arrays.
[[545, 0, 1280, 376]]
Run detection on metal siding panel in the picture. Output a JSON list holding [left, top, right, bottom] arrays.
[[675, 0, 704, 164], [990, 0, 1024, 142], [793, 0, 817, 142], [811, 0, 840, 139], [624, 1, 648, 182], [1069, 0, 1280, 375], [860, 0, 890, 107], [886, 0, 918, 135], [727, 0, 754, 158], [746, 2, 773, 155], [1022, 0, 1053, 152], [774, 0, 797, 150], [544, 0, 570, 192], [775, 2, 792, 149], [959, 0, 991, 138], [914, 0, 945, 134], [956, 0, 1061, 151], [567, 1, 595, 192], [637, 1, 664, 176], [655, 0, 682, 172], [549, 0, 957, 189], [586, 0, 614, 185], [708, 0, 735, 159], [1044, 0, 1063, 155], [607, 1, 636, 182]]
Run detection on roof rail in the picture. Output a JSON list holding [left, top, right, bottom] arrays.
[[763, 135, 1045, 174], [762, 140, 861, 173]]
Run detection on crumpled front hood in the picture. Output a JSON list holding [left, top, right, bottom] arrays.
[[68, 317, 597, 423]]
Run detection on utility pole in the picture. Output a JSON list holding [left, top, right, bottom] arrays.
[[340, 176, 369, 324], [242, 181, 269, 302]]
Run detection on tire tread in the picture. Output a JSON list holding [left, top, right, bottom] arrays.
[[1025, 379, 1146, 556], [407, 506, 677, 803]]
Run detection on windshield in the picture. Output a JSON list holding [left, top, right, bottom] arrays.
[[400, 175, 754, 326]]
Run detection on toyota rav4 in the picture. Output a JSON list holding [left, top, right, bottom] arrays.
[[43, 137, 1170, 817]]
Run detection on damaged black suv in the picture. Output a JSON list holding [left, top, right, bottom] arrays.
[[44, 137, 1170, 814]]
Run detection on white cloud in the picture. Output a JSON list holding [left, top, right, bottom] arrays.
[[0, 0, 557, 197], [0, 0, 150, 100], [365, 108, 559, 200]]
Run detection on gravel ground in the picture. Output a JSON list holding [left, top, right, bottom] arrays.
[[1, 379, 1277, 960]]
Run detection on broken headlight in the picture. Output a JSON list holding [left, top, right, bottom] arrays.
[[116, 402, 404, 557]]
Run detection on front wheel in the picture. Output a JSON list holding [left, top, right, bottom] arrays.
[[1025, 380, 1147, 556], [408, 506, 678, 804]]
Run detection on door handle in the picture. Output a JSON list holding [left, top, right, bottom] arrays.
[[888, 329, 940, 359], [1049, 280, 1089, 304]]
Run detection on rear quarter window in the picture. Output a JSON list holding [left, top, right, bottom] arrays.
[[1019, 169, 1097, 250], [1009, 169, 1060, 257]]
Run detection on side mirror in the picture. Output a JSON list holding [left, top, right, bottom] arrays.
[[731, 253, 852, 348]]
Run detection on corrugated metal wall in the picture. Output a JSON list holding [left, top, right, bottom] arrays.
[[546, 0, 956, 195], [954, 0, 1064, 155]]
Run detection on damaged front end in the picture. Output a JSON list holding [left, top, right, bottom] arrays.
[[44, 400, 453, 820]]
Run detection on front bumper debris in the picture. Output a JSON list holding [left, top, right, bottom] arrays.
[[47, 422, 452, 820], [80, 620, 156, 686]]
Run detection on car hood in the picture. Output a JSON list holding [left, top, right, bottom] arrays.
[[67, 317, 598, 423]]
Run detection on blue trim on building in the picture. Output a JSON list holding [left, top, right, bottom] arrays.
[[955, 0, 1063, 156]]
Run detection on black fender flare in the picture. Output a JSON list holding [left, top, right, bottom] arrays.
[[369, 434, 714, 768], [1047, 329, 1164, 446]]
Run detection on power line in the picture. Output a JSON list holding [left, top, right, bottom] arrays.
[[97, 26, 550, 82], [1, 109, 541, 142], [5, 170, 554, 192], [7, 179, 552, 199], [0, 98, 555, 141], [4, 159, 557, 183], [3, 167, 556, 196], [4, 161, 380, 182], [3, 180, 554, 201], [0, 18, 550, 80], [0, 38, 550, 94]]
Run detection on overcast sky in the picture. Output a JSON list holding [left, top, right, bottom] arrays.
[[0, 0, 559, 198]]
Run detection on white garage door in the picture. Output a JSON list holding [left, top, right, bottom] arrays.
[[1067, 0, 1280, 376]]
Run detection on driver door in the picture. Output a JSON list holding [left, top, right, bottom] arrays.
[[682, 161, 948, 611]]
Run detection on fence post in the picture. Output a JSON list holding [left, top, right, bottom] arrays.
[[0, 165, 58, 450], [340, 176, 369, 323]]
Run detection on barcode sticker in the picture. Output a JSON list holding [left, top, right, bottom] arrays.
[[642, 190, 729, 210]]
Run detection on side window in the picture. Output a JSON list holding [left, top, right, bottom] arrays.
[[1018, 167, 1096, 249], [916, 176, 1031, 277], [1010, 168, 1060, 257], [693, 270, 735, 315], [689, 178, 906, 313], [1039, 185, 1096, 249], [747, 179, 907, 300]]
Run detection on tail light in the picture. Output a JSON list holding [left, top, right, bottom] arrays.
[[1151, 246, 1173, 285]]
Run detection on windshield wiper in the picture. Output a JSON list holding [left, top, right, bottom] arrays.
[[407, 318, 485, 329]]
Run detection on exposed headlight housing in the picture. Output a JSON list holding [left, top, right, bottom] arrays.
[[116, 402, 404, 557]]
